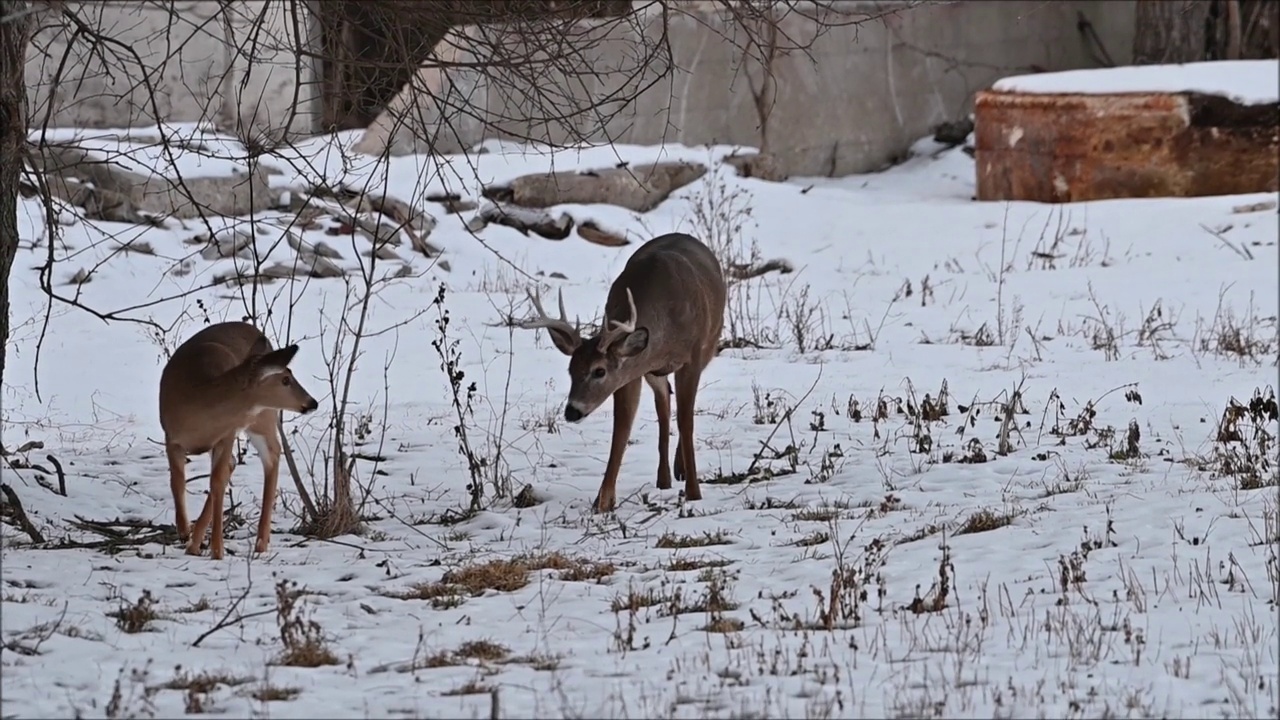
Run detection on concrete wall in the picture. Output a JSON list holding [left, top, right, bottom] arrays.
[[24, 0, 320, 142], [411, 0, 1137, 176], [25, 0, 1137, 177]]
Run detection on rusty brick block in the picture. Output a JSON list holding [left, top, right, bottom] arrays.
[[974, 90, 1279, 203]]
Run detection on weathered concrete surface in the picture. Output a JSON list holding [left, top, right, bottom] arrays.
[[34, 142, 277, 221], [27, 1, 1136, 177], [974, 91, 1280, 202], [25, 1, 319, 144], [361, 1, 1137, 176]]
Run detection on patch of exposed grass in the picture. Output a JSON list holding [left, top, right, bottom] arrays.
[[504, 653, 562, 671], [611, 585, 671, 613], [790, 504, 848, 523], [162, 670, 252, 693], [272, 580, 339, 668], [249, 684, 301, 702], [441, 680, 492, 696], [897, 523, 945, 545], [386, 552, 616, 606], [655, 530, 733, 549], [174, 597, 213, 614], [455, 640, 509, 662], [703, 616, 745, 633], [665, 556, 733, 572], [955, 508, 1017, 535], [108, 590, 160, 633], [792, 531, 830, 547]]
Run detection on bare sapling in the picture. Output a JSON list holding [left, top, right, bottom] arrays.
[[159, 322, 319, 560], [516, 233, 727, 512]]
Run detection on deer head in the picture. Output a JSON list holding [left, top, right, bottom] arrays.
[[518, 286, 648, 422], [239, 345, 320, 415]]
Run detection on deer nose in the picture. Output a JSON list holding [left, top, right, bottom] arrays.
[[564, 404, 584, 423], [302, 398, 319, 413]]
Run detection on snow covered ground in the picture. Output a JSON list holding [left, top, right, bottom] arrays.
[[1, 123, 1277, 719]]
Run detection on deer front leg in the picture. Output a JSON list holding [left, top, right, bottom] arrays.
[[645, 375, 673, 490], [247, 413, 282, 555], [673, 368, 702, 502], [595, 378, 642, 513]]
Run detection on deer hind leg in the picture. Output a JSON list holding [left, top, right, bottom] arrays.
[[246, 411, 282, 555], [645, 375, 673, 490], [187, 436, 235, 559], [166, 443, 192, 541], [673, 367, 703, 502], [595, 377, 642, 513]]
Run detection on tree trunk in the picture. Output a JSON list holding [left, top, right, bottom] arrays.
[[1134, 0, 1279, 64], [1133, 0, 1212, 64], [1, 2, 33, 399]]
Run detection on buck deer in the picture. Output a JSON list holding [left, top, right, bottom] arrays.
[[518, 232, 726, 512], [159, 321, 319, 560]]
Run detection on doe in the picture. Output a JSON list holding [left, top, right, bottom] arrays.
[[159, 321, 318, 559], [517, 232, 727, 512]]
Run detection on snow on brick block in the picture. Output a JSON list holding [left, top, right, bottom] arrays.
[[974, 60, 1280, 203]]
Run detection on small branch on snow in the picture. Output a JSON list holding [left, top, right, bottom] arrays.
[[0, 484, 47, 544]]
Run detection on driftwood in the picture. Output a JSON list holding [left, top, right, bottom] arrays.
[[477, 202, 574, 240], [723, 153, 788, 182], [577, 219, 630, 247], [0, 484, 46, 544], [725, 257, 795, 282], [485, 161, 707, 213]]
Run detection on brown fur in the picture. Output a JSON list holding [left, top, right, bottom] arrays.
[[159, 321, 318, 559]]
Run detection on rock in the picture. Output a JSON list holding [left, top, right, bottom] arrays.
[[723, 153, 788, 182], [426, 193, 478, 215], [33, 142, 277, 221], [486, 161, 707, 213]]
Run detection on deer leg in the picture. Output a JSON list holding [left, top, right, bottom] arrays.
[[188, 437, 234, 559], [645, 375, 673, 490], [166, 443, 191, 542], [595, 377, 642, 513], [247, 411, 282, 555], [673, 367, 703, 502]]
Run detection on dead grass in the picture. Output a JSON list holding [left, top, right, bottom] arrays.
[[161, 670, 253, 693], [955, 508, 1017, 535], [655, 530, 733, 549], [703, 616, 745, 633], [249, 684, 301, 702], [455, 639, 509, 662], [441, 680, 492, 696], [792, 531, 830, 547], [386, 552, 615, 606], [272, 580, 339, 668], [897, 523, 946, 545], [173, 597, 212, 614], [107, 590, 160, 634], [611, 585, 671, 613], [665, 556, 733, 572], [503, 653, 562, 671]]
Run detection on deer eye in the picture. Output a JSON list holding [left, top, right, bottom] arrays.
[[591, 367, 606, 379], [281, 376, 292, 387]]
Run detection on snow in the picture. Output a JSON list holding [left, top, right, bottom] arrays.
[[2, 124, 1278, 720], [991, 60, 1280, 106]]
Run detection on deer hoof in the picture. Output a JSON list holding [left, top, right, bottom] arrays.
[[254, 537, 270, 554], [591, 495, 616, 514], [184, 540, 204, 557], [684, 485, 702, 502], [656, 472, 672, 490]]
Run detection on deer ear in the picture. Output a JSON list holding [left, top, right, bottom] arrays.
[[254, 345, 299, 378], [546, 328, 581, 357], [613, 328, 648, 358]]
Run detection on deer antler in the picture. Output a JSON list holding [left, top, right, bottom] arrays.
[[517, 286, 581, 342], [598, 287, 638, 352]]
